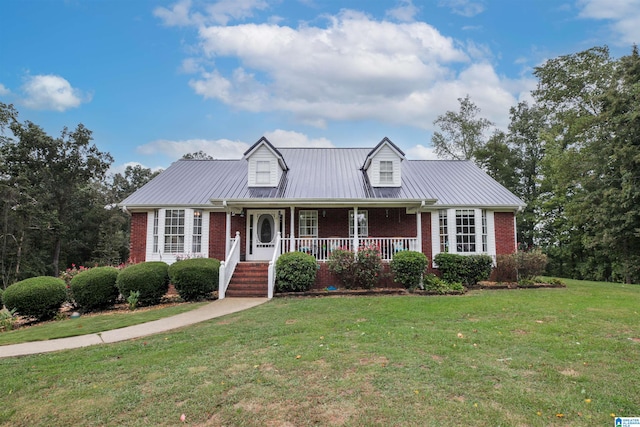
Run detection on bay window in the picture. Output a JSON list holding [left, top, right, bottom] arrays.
[[434, 208, 493, 256]]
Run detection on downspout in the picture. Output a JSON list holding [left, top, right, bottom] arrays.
[[223, 201, 230, 259], [416, 201, 425, 253]]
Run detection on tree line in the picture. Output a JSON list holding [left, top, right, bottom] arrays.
[[432, 45, 640, 284]]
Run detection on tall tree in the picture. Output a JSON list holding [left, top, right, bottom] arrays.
[[182, 150, 214, 160], [431, 95, 494, 161]]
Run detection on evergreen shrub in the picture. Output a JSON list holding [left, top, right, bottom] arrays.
[[434, 253, 493, 286], [391, 251, 428, 290], [3, 277, 67, 320], [116, 262, 169, 306], [70, 266, 119, 311], [168, 258, 220, 301], [276, 252, 317, 292]]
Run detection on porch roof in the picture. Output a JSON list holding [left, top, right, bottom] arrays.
[[120, 148, 524, 209]]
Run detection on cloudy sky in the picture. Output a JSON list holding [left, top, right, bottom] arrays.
[[1, 0, 639, 173]]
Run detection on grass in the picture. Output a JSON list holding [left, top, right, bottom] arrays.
[[0, 302, 208, 345], [1, 278, 639, 426]]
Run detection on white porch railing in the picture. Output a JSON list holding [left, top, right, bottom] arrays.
[[267, 232, 282, 299], [218, 231, 240, 299], [286, 237, 418, 261]]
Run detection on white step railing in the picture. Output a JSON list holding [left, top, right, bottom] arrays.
[[218, 231, 240, 299], [267, 232, 282, 299]]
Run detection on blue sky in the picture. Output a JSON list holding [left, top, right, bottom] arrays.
[[1, 0, 639, 173]]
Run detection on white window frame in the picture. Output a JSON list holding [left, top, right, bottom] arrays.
[[192, 209, 203, 253], [349, 210, 369, 237], [299, 210, 318, 238], [455, 209, 476, 253], [379, 160, 393, 185], [432, 209, 495, 259], [164, 209, 185, 253], [146, 209, 209, 263], [256, 160, 271, 185], [438, 209, 448, 252], [152, 209, 159, 253]]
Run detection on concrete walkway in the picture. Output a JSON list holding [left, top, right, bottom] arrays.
[[0, 298, 268, 359]]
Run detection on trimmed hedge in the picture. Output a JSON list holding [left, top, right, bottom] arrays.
[[391, 251, 428, 290], [434, 253, 493, 287], [276, 252, 317, 292], [168, 258, 220, 301], [3, 277, 67, 320], [116, 262, 169, 306], [70, 266, 120, 311]]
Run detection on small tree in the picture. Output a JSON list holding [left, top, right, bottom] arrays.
[[391, 251, 427, 290]]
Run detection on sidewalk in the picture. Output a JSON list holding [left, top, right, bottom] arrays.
[[0, 297, 268, 359]]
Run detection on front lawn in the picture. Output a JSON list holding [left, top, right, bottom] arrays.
[[1, 278, 639, 426]]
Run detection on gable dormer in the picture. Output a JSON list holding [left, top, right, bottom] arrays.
[[362, 137, 405, 187], [244, 137, 288, 187]]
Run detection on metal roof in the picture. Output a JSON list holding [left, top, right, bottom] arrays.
[[120, 148, 524, 209]]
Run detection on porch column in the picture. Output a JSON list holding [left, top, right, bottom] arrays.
[[353, 206, 359, 254], [225, 210, 231, 258], [416, 211, 422, 253], [290, 206, 295, 252]]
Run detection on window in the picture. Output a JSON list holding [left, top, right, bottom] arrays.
[[152, 209, 159, 253], [379, 161, 393, 184], [192, 210, 203, 253], [299, 210, 318, 237], [164, 209, 185, 253], [349, 210, 368, 237], [256, 160, 271, 185], [481, 210, 488, 252], [439, 210, 448, 252], [455, 209, 476, 253]]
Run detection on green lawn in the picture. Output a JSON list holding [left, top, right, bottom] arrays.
[[0, 302, 208, 345], [1, 279, 639, 426]]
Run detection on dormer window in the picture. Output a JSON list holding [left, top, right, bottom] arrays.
[[379, 161, 393, 184], [256, 161, 271, 185]]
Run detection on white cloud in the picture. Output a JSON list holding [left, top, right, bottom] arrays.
[[136, 138, 250, 160], [0, 83, 10, 96], [21, 74, 88, 112], [155, 0, 269, 27], [162, 6, 532, 131], [263, 130, 334, 147], [406, 144, 439, 160], [438, 0, 485, 17], [578, 0, 640, 45], [386, 0, 420, 23]]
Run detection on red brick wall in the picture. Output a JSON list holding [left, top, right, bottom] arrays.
[[209, 212, 226, 261], [421, 212, 432, 269], [495, 212, 516, 255], [129, 212, 147, 263]]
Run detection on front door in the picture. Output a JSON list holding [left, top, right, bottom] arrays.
[[246, 210, 282, 260]]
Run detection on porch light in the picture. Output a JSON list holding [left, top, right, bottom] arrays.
[[322, 210, 326, 218]]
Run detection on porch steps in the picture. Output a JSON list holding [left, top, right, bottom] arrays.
[[225, 262, 269, 297]]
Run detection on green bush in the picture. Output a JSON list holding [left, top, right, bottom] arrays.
[[276, 252, 317, 292], [355, 244, 383, 289], [168, 258, 220, 301], [423, 274, 465, 294], [328, 249, 357, 289], [3, 276, 67, 320], [391, 251, 428, 290], [116, 262, 169, 306], [434, 253, 493, 287], [515, 250, 548, 282], [494, 254, 518, 282], [70, 266, 120, 311], [0, 288, 3, 306]]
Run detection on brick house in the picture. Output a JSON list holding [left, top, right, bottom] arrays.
[[121, 137, 524, 298]]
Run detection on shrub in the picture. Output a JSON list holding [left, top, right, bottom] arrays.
[[70, 266, 120, 311], [116, 262, 169, 306], [328, 249, 357, 289], [423, 274, 464, 294], [434, 253, 493, 287], [391, 251, 428, 290], [168, 258, 220, 301], [276, 252, 317, 292], [494, 254, 518, 282], [0, 288, 3, 306], [3, 277, 67, 320], [515, 250, 548, 282], [355, 244, 383, 289]]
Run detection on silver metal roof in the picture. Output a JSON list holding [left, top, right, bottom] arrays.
[[120, 148, 524, 209]]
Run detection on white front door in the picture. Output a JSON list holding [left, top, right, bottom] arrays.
[[246, 210, 282, 260]]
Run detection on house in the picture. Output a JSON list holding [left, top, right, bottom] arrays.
[[120, 137, 524, 298]]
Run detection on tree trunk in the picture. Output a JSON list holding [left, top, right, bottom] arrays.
[[52, 236, 61, 277]]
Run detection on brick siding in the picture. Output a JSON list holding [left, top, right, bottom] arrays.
[[494, 212, 516, 255], [129, 212, 147, 263]]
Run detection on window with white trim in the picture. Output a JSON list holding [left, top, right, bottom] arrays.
[[439, 209, 448, 252], [481, 210, 488, 252], [152, 209, 159, 253], [192, 210, 203, 253], [379, 161, 393, 184], [164, 209, 185, 253], [256, 160, 271, 185], [299, 210, 318, 237], [455, 209, 476, 253], [349, 210, 369, 237]]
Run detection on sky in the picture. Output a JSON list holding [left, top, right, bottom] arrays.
[[1, 0, 639, 174]]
